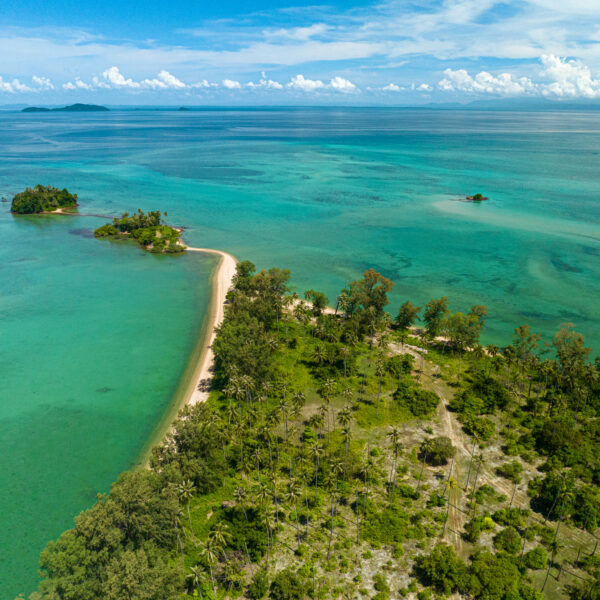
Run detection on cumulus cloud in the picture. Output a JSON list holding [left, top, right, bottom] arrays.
[[222, 79, 241, 89], [382, 83, 402, 91], [62, 78, 93, 90], [142, 70, 187, 89], [0, 77, 33, 92], [416, 83, 432, 92], [438, 68, 535, 96], [190, 79, 218, 88], [102, 66, 140, 88], [329, 76, 357, 92], [287, 74, 325, 91], [435, 55, 600, 99], [539, 54, 600, 98], [32, 75, 53, 89]]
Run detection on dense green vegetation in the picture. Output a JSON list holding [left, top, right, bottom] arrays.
[[94, 209, 186, 254], [10, 185, 78, 214], [26, 260, 600, 600]]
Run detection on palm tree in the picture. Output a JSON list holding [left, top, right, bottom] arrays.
[[324, 473, 339, 562], [375, 359, 385, 413], [177, 479, 196, 537], [233, 486, 248, 521], [341, 425, 352, 480], [187, 565, 206, 600], [311, 444, 325, 489], [386, 427, 403, 499], [469, 455, 486, 516], [442, 477, 458, 538], [199, 539, 220, 600], [285, 480, 302, 546], [339, 346, 350, 379], [209, 521, 231, 552], [417, 438, 432, 492]]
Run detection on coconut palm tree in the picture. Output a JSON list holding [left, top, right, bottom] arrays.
[[177, 479, 196, 538], [285, 479, 303, 546], [417, 438, 432, 492], [311, 444, 325, 489], [341, 425, 352, 480], [233, 486, 248, 521], [386, 427, 403, 499], [199, 539, 220, 600], [187, 565, 206, 600], [375, 359, 385, 413], [339, 346, 350, 379], [442, 478, 458, 538]]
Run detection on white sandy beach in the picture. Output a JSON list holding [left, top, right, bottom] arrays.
[[183, 247, 237, 405]]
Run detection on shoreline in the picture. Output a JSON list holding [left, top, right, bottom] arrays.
[[181, 247, 237, 405], [136, 245, 237, 466]]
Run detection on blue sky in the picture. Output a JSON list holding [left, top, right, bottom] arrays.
[[2, 0, 600, 104]]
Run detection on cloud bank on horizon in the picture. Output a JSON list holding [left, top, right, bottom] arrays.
[[3, 0, 600, 104]]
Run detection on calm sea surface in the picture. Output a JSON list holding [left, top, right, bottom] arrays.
[[1, 108, 599, 596]]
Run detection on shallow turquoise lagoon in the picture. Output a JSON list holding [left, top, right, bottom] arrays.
[[1, 108, 599, 596], [0, 211, 215, 597]]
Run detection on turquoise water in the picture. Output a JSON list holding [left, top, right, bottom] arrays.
[[1, 108, 600, 596], [0, 211, 215, 597]]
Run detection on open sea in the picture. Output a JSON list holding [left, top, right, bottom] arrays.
[[1, 107, 599, 597]]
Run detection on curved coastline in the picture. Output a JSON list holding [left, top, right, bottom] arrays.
[[136, 245, 237, 466]]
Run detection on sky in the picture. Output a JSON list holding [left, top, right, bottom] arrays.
[[2, 0, 600, 105]]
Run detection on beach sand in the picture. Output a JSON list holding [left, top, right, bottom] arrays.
[[183, 247, 237, 405]]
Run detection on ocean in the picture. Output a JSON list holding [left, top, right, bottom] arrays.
[[1, 107, 599, 596]]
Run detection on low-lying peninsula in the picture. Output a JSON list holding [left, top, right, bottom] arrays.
[[10, 185, 78, 214], [94, 209, 186, 254], [28, 260, 600, 600]]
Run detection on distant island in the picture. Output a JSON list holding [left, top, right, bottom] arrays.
[[11, 185, 78, 214], [94, 209, 186, 254], [22, 103, 109, 113]]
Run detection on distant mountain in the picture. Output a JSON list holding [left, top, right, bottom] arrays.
[[22, 103, 109, 113]]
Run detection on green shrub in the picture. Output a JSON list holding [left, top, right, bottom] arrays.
[[94, 223, 118, 237], [493, 526, 521, 554], [248, 570, 269, 599], [496, 460, 523, 483], [523, 546, 548, 570], [420, 437, 456, 466], [269, 569, 306, 600]]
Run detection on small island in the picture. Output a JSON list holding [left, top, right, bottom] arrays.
[[94, 209, 186, 254], [11, 185, 78, 214], [22, 103, 109, 113], [465, 193, 489, 202]]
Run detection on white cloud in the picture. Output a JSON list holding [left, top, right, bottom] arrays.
[[190, 79, 218, 88], [32, 75, 53, 89], [382, 83, 402, 91], [62, 77, 92, 90], [102, 66, 140, 88], [222, 79, 241, 89], [142, 70, 187, 89], [92, 76, 110, 88], [287, 74, 325, 91], [539, 54, 600, 98], [0, 77, 32, 93], [416, 83, 432, 92], [438, 68, 535, 96], [435, 54, 600, 99], [264, 23, 330, 41], [330, 76, 357, 92]]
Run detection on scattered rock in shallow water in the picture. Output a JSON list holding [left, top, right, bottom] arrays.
[[69, 228, 95, 238]]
